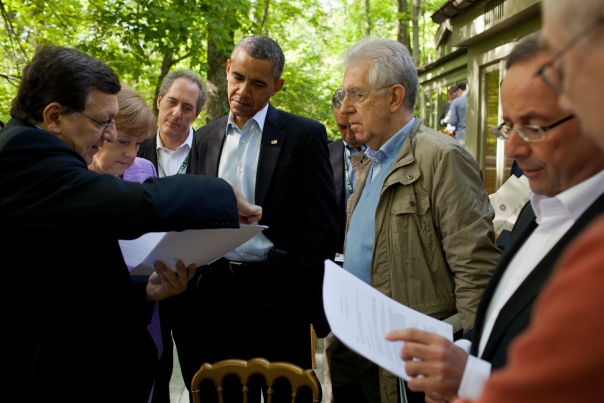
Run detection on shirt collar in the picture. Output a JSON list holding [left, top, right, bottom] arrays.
[[365, 117, 415, 164], [226, 103, 269, 133], [343, 141, 367, 154], [530, 169, 604, 223], [156, 126, 194, 151]]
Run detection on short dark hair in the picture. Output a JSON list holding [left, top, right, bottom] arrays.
[[159, 70, 207, 115], [456, 82, 467, 91], [10, 46, 120, 122], [505, 34, 541, 70], [448, 86, 458, 95], [231, 35, 285, 81], [332, 87, 344, 110]]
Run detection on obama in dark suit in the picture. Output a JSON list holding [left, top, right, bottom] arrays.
[[171, 35, 338, 402]]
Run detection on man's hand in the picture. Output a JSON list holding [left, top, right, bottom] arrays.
[[224, 179, 262, 224], [145, 260, 196, 302], [385, 328, 468, 401]]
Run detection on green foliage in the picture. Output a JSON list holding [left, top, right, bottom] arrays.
[[1, 0, 442, 138]]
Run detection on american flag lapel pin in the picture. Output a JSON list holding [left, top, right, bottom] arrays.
[[271, 140, 278, 145]]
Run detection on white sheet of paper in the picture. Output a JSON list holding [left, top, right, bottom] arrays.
[[120, 225, 267, 275], [323, 260, 453, 380], [489, 175, 530, 234]]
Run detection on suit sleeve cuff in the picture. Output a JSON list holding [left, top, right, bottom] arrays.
[[457, 354, 491, 400]]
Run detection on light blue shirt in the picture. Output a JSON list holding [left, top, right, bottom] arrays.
[[364, 117, 416, 182], [218, 103, 273, 262], [343, 117, 415, 284]]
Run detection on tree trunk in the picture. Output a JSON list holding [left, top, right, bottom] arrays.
[[206, 30, 234, 124], [412, 0, 420, 66], [154, 49, 174, 115], [364, 0, 370, 37], [396, 0, 410, 51], [259, 0, 269, 35]]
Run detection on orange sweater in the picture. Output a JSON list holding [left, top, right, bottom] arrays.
[[460, 214, 604, 403]]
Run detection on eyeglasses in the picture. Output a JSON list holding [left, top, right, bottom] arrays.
[[492, 115, 574, 142], [536, 16, 604, 94], [338, 84, 396, 106], [70, 109, 115, 134]]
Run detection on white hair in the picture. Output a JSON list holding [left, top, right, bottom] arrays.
[[343, 37, 418, 110]]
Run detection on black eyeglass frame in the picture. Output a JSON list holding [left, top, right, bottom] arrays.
[[337, 84, 397, 106], [492, 115, 575, 142], [66, 106, 115, 134]]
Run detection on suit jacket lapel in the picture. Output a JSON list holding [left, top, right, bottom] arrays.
[[186, 127, 195, 174], [478, 192, 604, 359], [203, 118, 228, 177], [470, 202, 537, 354], [330, 140, 345, 202], [255, 104, 285, 207], [138, 137, 159, 171]]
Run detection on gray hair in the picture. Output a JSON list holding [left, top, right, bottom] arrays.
[[343, 37, 418, 110], [332, 87, 344, 110], [506, 34, 542, 70], [231, 35, 285, 81], [159, 70, 207, 115]]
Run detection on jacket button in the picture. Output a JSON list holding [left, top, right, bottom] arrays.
[[410, 201, 416, 207], [407, 174, 413, 179]]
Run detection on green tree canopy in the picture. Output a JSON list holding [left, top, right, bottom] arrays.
[[1, 0, 442, 140]]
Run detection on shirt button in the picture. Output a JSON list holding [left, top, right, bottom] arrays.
[[240, 252, 244, 257], [242, 140, 246, 144], [378, 163, 382, 167], [239, 168, 244, 172]]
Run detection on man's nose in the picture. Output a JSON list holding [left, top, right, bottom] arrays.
[[504, 128, 529, 160], [103, 125, 117, 143], [340, 97, 355, 115]]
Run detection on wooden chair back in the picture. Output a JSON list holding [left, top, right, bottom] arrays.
[[190, 357, 322, 403]]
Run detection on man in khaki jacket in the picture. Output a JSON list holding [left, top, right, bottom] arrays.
[[330, 37, 500, 403]]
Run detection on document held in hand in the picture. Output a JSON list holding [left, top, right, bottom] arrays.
[[323, 260, 453, 380], [489, 175, 530, 234], [120, 225, 267, 275]]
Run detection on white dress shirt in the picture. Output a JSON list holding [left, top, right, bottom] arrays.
[[457, 169, 604, 399], [219, 103, 273, 262], [155, 126, 194, 178]]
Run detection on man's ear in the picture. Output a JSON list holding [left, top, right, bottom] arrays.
[[226, 59, 231, 77], [41, 102, 64, 135], [156, 93, 163, 110], [389, 84, 406, 113], [272, 78, 285, 96]]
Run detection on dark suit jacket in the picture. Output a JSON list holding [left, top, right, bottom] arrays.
[[470, 192, 604, 369], [188, 104, 338, 349], [137, 127, 201, 174], [328, 139, 346, 254], [194, 104, 338, 301], [0, 118, 238, 403]]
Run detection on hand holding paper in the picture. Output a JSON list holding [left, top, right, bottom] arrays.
[[385, 328, 468, 400], [120, 225, 267, 275], [145, 260, 197, 302], [224, 179, 263, 224], [323, 260, 453, 381]]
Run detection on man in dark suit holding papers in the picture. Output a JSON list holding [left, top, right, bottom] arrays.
[[387, 36, 604, 403], [0, 45, 260, 403]]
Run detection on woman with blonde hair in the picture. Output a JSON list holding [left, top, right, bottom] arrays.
[[89, 85, 157, 180]]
